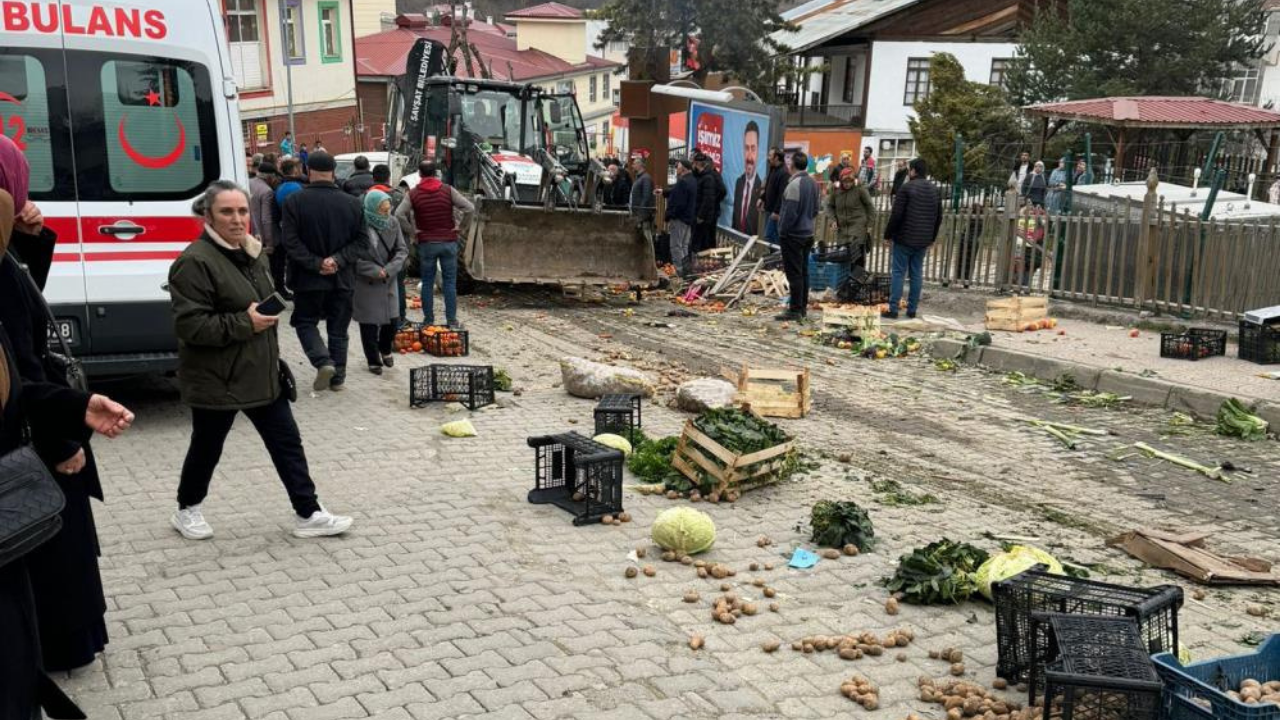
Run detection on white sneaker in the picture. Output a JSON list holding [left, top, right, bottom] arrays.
[[293, 507, 353, 538], [172, 505, 213, 540]]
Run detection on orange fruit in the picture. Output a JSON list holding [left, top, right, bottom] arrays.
[[411, 341, 423, 352]]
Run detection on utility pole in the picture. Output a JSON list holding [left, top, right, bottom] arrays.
[[281, 0, 296, 143]]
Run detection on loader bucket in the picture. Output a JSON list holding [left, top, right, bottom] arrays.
[[464, 199, 659, 286]]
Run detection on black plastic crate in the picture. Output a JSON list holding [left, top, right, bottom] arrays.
[[1031, 613, 1163, 711], [409, 365, 494, 410], [527, 432, 624, 525], [839, 273, 892, 306], [421, 327, 469, 357], [993, 565, 1182, 687], [1160, 328, 1227, 361], [1240, 321, 1280, 365], [593, 394, 642, 438]]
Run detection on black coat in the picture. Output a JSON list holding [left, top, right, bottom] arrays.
[[342, 171, 376, 197], [0, 326, 92, 720], [762, 165, 790, 215], [665, 173, 697, 225], [883, 177, 942, 249], [609, 172, 632, 207], [694, 168, 726, 223], [281, 182, 369, 292]]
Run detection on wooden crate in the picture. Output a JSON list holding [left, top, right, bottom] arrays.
[[985, 296, 1048, 332], [672, 418, 795, 497], [820, 305, 882, 336], [734, 365, 811, 418]]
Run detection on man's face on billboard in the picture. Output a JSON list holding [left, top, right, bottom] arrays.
[[744, 129, 759, 177]]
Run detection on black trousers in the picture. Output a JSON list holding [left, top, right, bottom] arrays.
[[290, 289, 353, 381], [691, 219, 716, 254], [268, 248, 289, 294], [177, 394, 321, 518], [359, 323, 395, 366], [781, 234, 814, 313]]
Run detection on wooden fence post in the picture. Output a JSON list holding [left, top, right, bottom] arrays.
[[1135, 167, 1160, 308], [997, 183, 1020, 291]]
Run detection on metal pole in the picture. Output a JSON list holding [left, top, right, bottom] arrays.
[[1052, 150, 1074, 290], [1200, 131, 1224, 184], [952, 133, 964, 211], [1083, 133, 1094, 184], [281, 0, 296, 146], [1183, 168, 1226, 308]]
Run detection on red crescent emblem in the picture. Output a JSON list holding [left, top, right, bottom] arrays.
[[0, 91, 20, 105], [117, 112, 186, 169]]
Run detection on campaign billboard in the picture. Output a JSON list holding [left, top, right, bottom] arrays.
[[688, 101, 776, 236]]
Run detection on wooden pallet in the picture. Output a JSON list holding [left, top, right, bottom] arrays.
[[734, 365, 811, 418], [819, 305, 882, 336], [672, 418, 795, 497], [985, 296, 1048, 332]]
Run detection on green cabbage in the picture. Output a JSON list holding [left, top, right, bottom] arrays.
[[592, 433, 634, 455], [973, 545, 1064, 600], [651, 507, 716, 555]]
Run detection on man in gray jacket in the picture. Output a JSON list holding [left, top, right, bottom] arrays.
[[776, 152, 820, 321]]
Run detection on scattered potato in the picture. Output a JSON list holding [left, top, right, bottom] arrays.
[[683, 590, 699, 603], [749, 562, 759, 571], [661, 551, 676, 562], [885, 597, 900, 615], [993, 678, 1009, 690], [764, 587, 777, 598], [689, 634, 704, 650], [601, 514, 614, 524], [843, 543, 860, 556], [680, 555, 693, 565], [821, 548, 841, 560], [769, 602, 780, 612], [642, 565, 656, 577], [618, 512, 632, 523], [762, 639, 780, 653], [951, 662, 966, 676], [624, 567, 637, 579], [635, 547, 647, 559]]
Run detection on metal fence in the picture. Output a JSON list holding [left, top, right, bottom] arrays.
[[796, 180, 1280, 320]]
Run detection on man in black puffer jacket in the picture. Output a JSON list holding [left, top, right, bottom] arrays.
[[691, 152, 726, 253], [882, 158, 941, 320]]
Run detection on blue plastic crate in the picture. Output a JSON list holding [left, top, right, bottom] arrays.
[[807, 255, 851, 292], [1153, 634, 1280, 720]]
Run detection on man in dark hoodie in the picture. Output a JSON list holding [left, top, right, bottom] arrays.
[[341, 155, 376, 197], [776, 151, 820, 321], [281, 151, 368, 392], [759, 147, 789, 243], [882, 158, 942, 320], [691, 152, 726, 253]]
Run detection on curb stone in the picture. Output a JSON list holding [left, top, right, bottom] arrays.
[[929, 338, 1272, 422]]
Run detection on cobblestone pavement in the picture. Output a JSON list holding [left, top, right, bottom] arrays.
[[63, 288, 1279, 719]]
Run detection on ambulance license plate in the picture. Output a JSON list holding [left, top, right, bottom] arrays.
[[49, 319, 79, 349]]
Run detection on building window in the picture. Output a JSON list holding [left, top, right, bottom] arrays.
[[589, 74, 597, 103], [556, 80, 574, 94], [602, 72, 610, 101], [842, 56, 857, 104], [1228, 66, 1261, 104], [903, 58, 930, 106], [318, 1, 343, 63], [282, 0, 305, 63], [225, 0, 266, 90], [989, 58, 1011, 89]]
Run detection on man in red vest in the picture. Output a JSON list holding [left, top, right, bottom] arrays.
[[394, 161, 475, 328]]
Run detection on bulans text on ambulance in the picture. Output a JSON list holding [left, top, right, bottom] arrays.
[[2, 2, 166, 39]]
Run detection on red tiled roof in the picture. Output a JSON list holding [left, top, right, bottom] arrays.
[[505, 2, 584, 19], [356, 23, 617, 81], [1026, 96, 1280, 128]]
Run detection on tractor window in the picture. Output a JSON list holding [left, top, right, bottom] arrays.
[[544, 95, 586, 165], [462, 90, 530, 152]]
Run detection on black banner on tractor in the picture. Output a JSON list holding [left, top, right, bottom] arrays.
[[401, 38, 447, 161]]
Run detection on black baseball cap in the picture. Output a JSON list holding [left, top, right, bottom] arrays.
[[306, 151, 336, 173]]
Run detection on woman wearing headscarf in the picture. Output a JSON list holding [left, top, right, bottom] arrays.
[[1, 186, 135, 720], [353, 189, 408, 375], [1020, 161, 1049, 208], [0, 134, 111, 673]]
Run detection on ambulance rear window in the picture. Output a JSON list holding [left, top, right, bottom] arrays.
[[0, 54, 56, 194], [99, 59, 210, 195]]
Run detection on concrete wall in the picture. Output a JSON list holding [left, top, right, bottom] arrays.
[[513, 19, 586, 64], [863, 40, 1016, 135]]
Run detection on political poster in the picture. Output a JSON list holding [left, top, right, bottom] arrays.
[[688, 101, 772, 236]]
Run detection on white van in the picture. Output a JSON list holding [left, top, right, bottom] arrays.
[[1, 0, 246, 375]]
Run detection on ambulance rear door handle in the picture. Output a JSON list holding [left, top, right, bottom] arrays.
[[98, 222, 146, 239]]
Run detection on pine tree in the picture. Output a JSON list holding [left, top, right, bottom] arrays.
[[594, 0, 797, 101], [1006, 0, 1270, 106], [908, 53, 1024, 185]]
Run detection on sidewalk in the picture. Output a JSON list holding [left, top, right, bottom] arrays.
[[887, 286, 1279, 420]]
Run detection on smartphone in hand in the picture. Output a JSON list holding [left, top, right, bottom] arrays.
[[255, 292, 288, 317]]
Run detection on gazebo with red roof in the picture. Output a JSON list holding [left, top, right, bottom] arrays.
[[1025, 96, 1280, 180]]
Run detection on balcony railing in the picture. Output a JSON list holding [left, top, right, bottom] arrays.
[[785, 102, 865, 128]]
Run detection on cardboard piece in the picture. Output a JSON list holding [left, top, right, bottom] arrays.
[[1108, 528, 1280, 585]]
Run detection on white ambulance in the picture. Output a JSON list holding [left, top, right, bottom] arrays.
[[1, 0, 246, 375]]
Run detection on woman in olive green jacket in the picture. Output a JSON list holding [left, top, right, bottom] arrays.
[[827, 167, 876, 267], [167, 180, 353, 541]]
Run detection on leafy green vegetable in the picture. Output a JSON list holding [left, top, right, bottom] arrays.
[[692, 408, 790, 455], [493, 368, 513, 392], [627, 436, 681, 484], [883, 539, 990, 605], [1215, 398, 1269, 441], [810, 500, 876, 550], [870, 479, 939, 506]]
